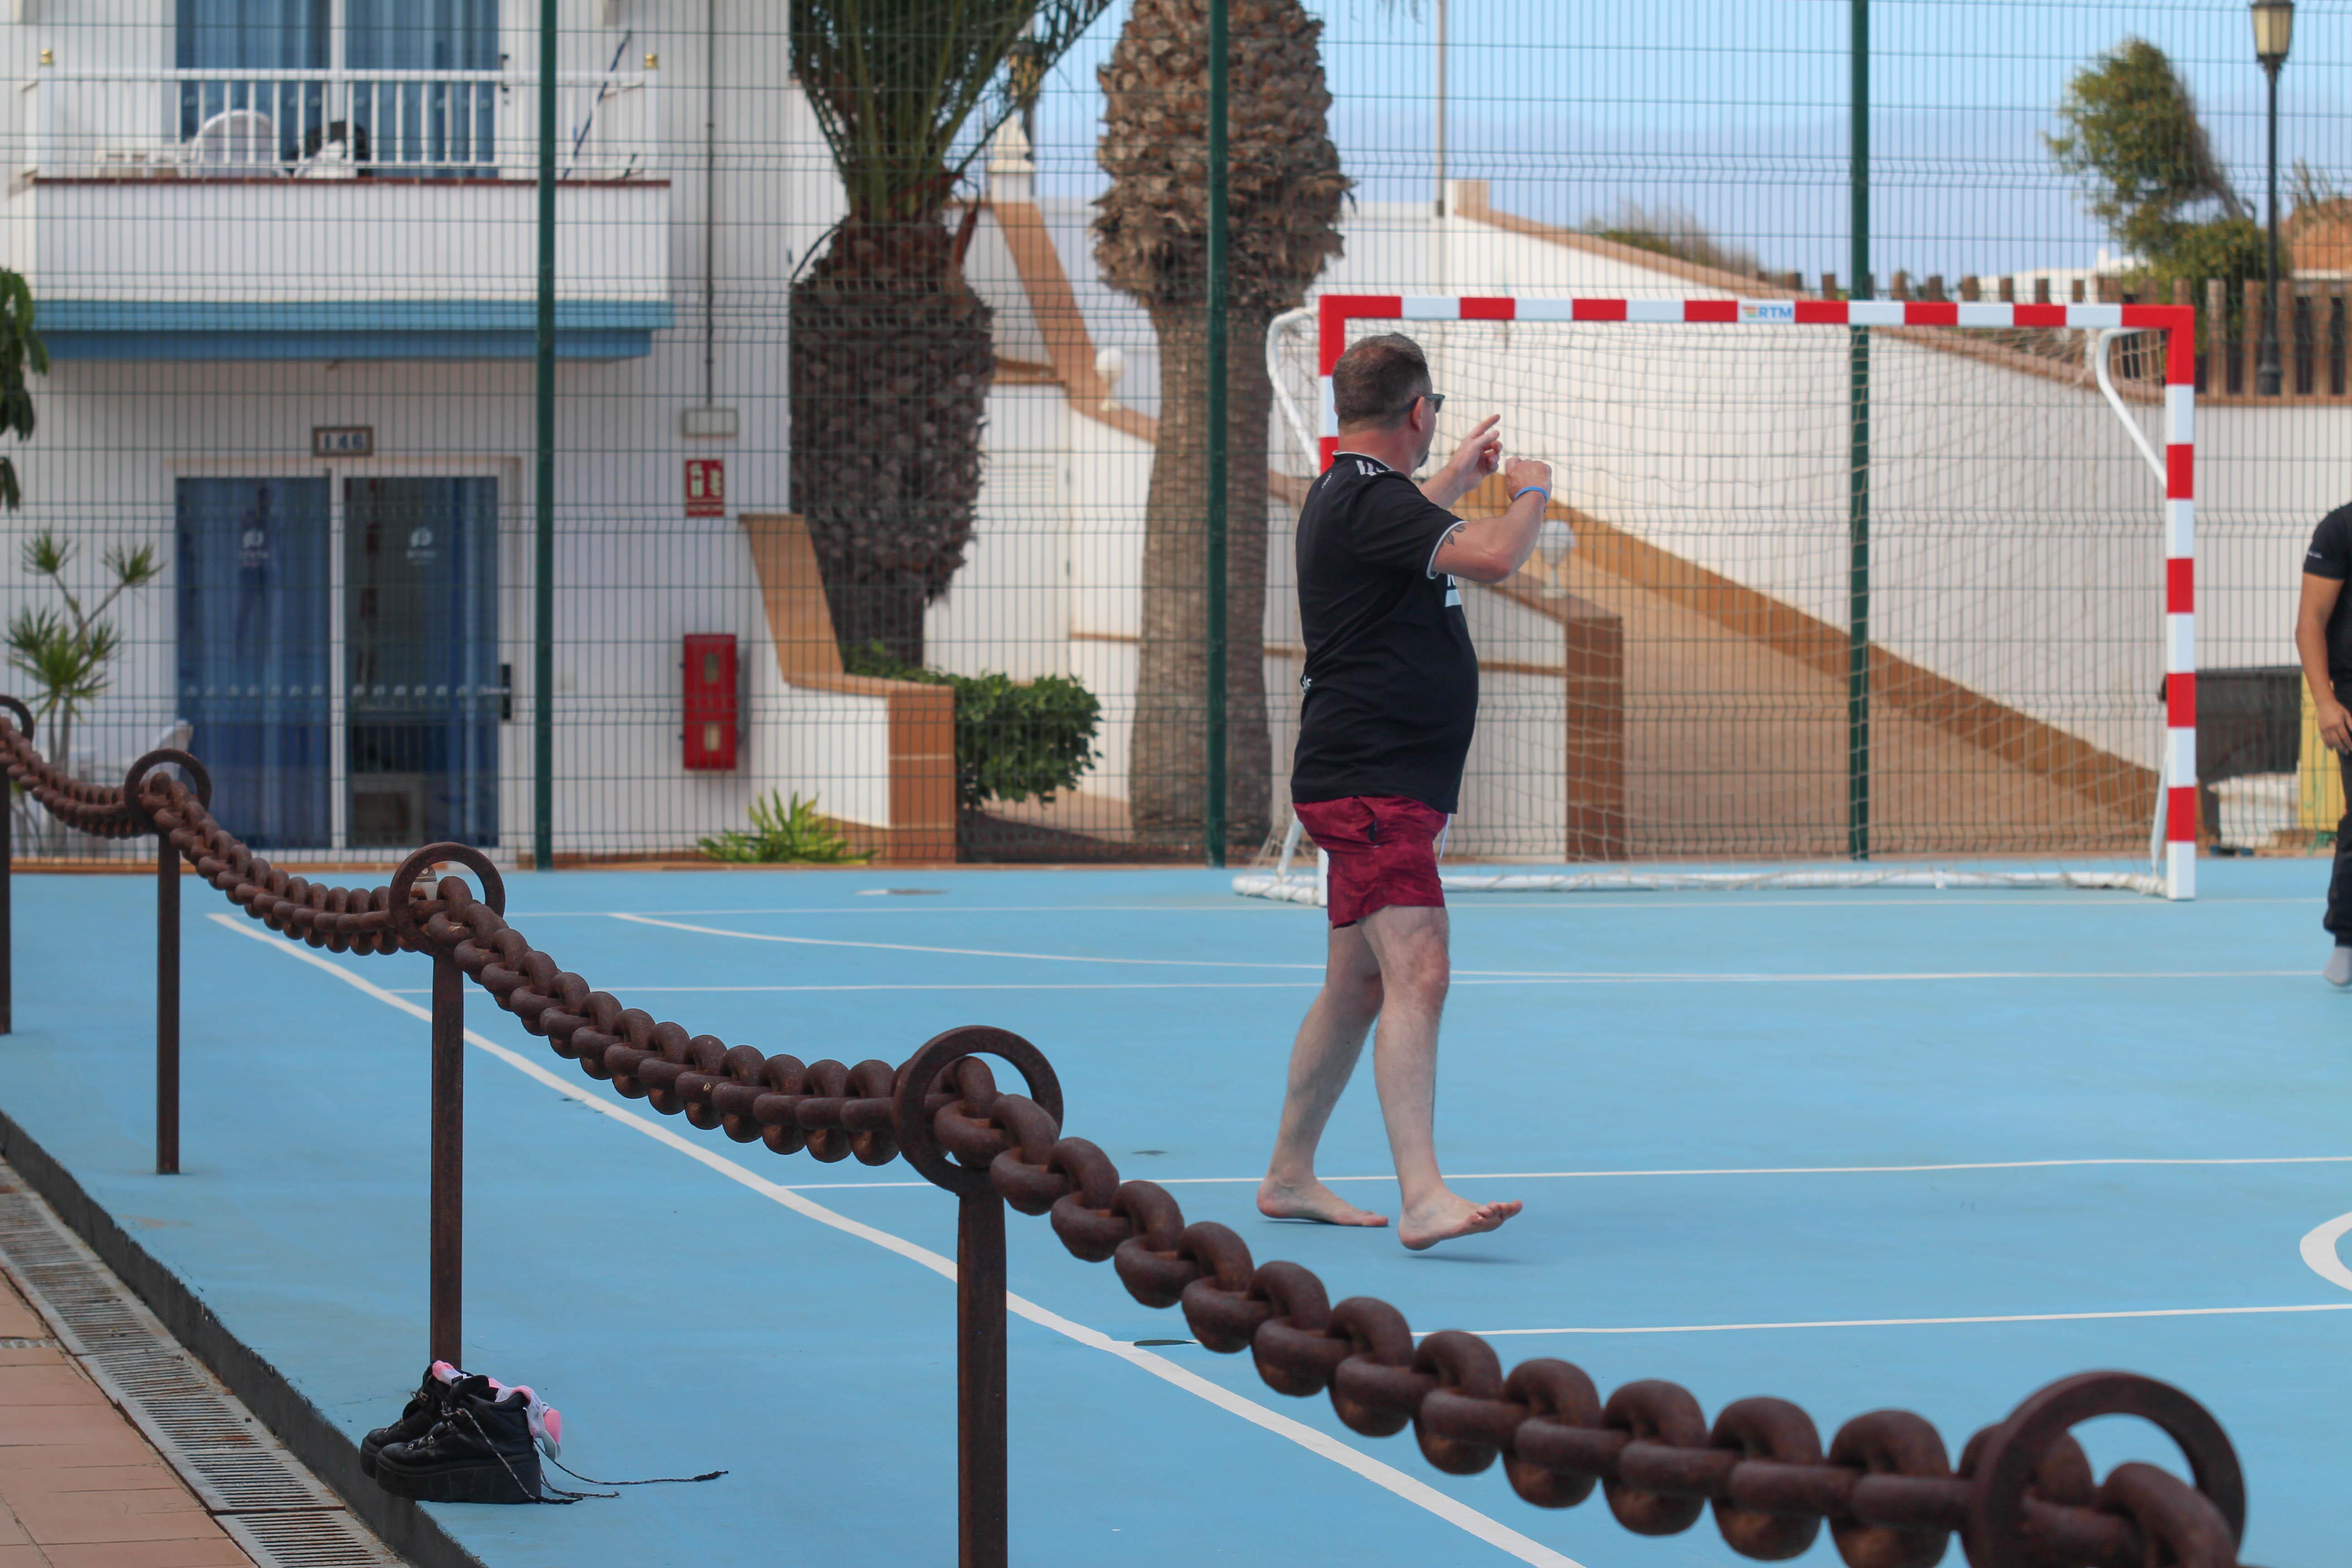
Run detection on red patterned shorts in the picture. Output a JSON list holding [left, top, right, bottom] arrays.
[[1293, 795, 1449, 928]]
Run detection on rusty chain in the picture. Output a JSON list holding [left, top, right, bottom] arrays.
[[0, 720, 2263, 1568]]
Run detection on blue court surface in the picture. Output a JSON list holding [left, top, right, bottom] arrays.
[[0, 862, 2347, 1567]]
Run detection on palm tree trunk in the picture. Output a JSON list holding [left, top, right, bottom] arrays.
[[1130, 301, 1272, 851], [789, 217, 994, 666]]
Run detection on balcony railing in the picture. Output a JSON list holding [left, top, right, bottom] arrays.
[[21, 67, 660, 182]]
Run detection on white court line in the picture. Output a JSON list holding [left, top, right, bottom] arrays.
[[512, 896, 2166, 916], [511, 905, 1289, 918], [380, 983, 1323, 996], [206, 913, 1582, 1568], [1468, 1303, 2352, 1337], [1165, 1156, 2352, 1183], [2298, 1210, 2352, 1292], [610, 912, 1327, 969], [608, 916, 2301, 983], [378, 987, 1326, 1001], [757, 1154, 2352, 1194]]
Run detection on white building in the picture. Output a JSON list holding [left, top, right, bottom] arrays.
[[2, 4, 2342, 866]]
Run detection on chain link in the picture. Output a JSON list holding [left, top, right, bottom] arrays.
[[0, 719, 2263, 1568]]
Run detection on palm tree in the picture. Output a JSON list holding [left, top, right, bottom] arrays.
[[789, 0, 1112, 665], [1094, 0, 1347, 848]]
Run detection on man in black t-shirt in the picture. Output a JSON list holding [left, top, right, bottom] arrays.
[[1257, 333, 1553, 1250], [2294, 500, 2352, 982]]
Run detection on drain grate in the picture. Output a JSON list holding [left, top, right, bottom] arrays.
[[0, 1165, 407, 1567], [220, 1509, 412, 1568]]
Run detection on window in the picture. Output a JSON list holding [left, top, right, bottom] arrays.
[[173, 0, 503, 175]]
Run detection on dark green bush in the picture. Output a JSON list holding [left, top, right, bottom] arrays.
[[844, 644, 1101, 811]]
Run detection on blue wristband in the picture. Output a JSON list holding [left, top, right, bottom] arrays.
[[1510, 486, 1550, 505]]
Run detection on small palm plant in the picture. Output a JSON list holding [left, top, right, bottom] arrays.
[[6, 531, 163, 780], [698, 790, 872, 865]]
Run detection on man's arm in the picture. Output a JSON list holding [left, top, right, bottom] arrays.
[[2297, 573, 2351, 753], [1431, 459, 1553, 584], [1420, 416, 1502, 510]]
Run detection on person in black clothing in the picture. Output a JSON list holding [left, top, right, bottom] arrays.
[[2295, 500, 2352, 983], [1257, 333, 1553, 1249]]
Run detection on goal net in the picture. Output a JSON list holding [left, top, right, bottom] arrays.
[[1243, 294, 2197, 902]]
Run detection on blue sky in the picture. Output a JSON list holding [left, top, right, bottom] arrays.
[[1024, 0, 2351, 279]]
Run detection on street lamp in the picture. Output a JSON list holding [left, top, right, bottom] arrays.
[[2252, 0, 2294, 396]]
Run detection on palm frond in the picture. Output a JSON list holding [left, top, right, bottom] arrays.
[[790, 0, 1114, 224]]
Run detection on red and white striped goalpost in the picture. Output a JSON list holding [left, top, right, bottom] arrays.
[[1283, 294, 2197, 901]]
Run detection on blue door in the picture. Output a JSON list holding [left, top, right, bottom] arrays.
[[176, 478, 332, 848], [344, 478, 500, 848]]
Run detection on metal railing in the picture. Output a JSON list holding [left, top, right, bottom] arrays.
[[21, 66, 659, 181]]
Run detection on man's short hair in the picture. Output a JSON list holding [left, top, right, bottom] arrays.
[[1332, 334, 1431, 430]]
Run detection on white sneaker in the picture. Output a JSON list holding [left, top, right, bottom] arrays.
[[2326, 946, 2352, 987]]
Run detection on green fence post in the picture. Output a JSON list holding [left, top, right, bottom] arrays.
[[1204, 0, 1230, 868], [533, 0, 558, 873], [1847, 0, 1871, 863]]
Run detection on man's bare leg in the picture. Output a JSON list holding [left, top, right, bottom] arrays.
[[1357, 905, 1522, 1249], [1259, 923, 1391, 1227]]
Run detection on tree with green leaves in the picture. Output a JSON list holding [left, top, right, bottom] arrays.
[[1094, 0, 1348, 848], [0, 270, 43, 512], [2046, 38, 2245, 262], [788, 0, 1113, 666]]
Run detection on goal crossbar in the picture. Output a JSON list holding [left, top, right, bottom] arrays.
[[1245, 293, 2199, 903]]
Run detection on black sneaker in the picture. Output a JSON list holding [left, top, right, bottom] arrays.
[[374, 1377, 544, 1504], [360, 1362, 467, 1479]]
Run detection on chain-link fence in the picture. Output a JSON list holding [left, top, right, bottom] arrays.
[[0, 1, 2342, 867]]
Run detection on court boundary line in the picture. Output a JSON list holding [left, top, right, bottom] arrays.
[[737, 1154, 2352, 1193], [606, 914, 2304, 983], [206, 913, 1585, 1568], [506, 896, 2179, 916], [1466, 1303, 2352, 1337]]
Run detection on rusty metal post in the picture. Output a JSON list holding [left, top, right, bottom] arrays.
[[390, 843, 504, 1372], [1, 697, 35, 1037], [122, 748, 207, 1178], [430, 946, 464, 1367], [156, 831, 179, 1175], [892, 1027, 1062, 1568], [957, 1186, 1009, 1568]]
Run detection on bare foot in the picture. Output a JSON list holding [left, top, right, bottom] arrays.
[[1257, 1175, 1390, 1227], [1398, 1192, 1522, 1250]]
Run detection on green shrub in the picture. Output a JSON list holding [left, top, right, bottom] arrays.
[[843, 644, 1102, 811], [698, 790, 870, 864]]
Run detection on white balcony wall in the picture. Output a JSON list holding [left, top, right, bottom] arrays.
[[10, 177, 666, 305]]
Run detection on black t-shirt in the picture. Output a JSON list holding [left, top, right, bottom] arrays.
[[1290, 453, 1478, 813], [2303, 502, 2352, 689]]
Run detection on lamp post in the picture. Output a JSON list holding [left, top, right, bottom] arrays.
[[2252, 0, 2294, 397]]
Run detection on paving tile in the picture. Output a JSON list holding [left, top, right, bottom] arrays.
[[0, 1443, 165, 1475], [0, 1290, 49, 1341], [0, 1500, 28, 1545], [0, 1368, 103, 1408], [11, 1491, 213, 1545], [0, 1351, 63, 1368], [0, 1471, 183, 1504], [43, 1542, 252, 1568], [0, 1412, 140, 1450], [0, 1543, 49, 1568]]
